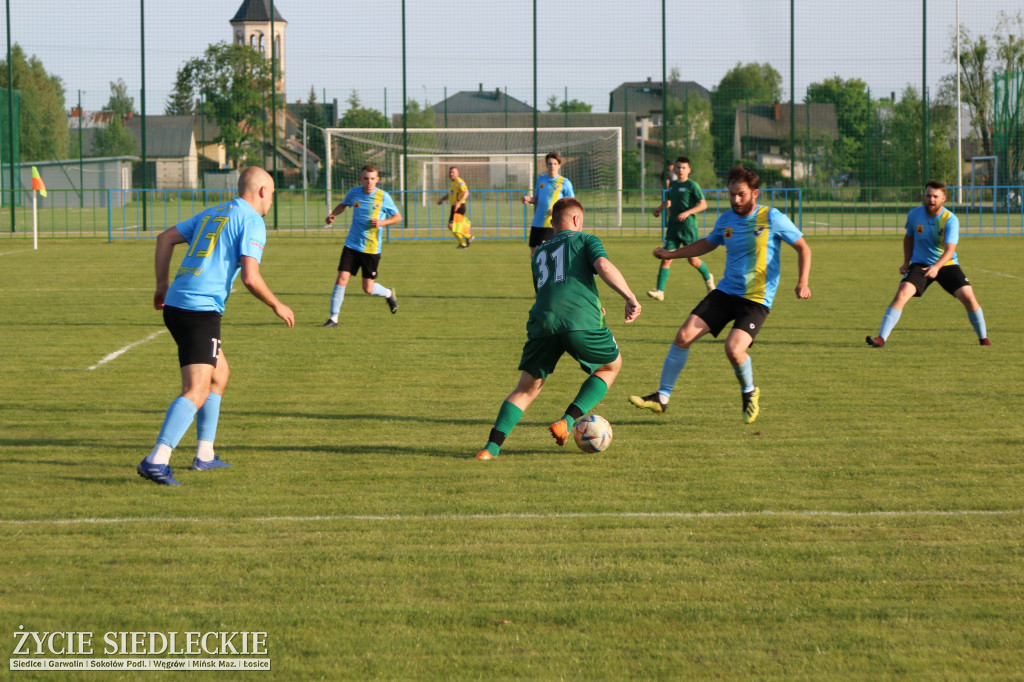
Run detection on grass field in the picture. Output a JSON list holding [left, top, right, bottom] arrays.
[[2, 233, 1023, 679]]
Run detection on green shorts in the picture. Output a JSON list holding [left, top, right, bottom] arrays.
[[663, 218, 699, 251], [518, 328, 620, 379]]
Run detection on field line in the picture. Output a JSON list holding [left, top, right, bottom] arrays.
[[88, 330, 166, 370], [972, 267, 1023, 281], [2, 508, 1023, 527]]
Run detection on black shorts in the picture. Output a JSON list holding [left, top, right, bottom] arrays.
[[529, 226, 555, 247], [448, 205, 466, 223], [690, 289, 770, 339], [163, 305, 222, 368], [338, 246, 381, 280], [902, 263, 971, 297]]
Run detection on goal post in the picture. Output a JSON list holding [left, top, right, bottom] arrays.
[[323, 127, 623, 226]]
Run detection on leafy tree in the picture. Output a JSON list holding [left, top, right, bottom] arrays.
[[105, 78, 136, 118], [402, 98, 435, 128], [710, 62, 783, 174], [547, 95, 593, 113], [302, 85, 327, 161], [337, 90, 387, 128], [0, 44, 67, 161], [664, 94, 715, 188], [879, 87, 956, 186], [806, 76, 871, 182], [165, 64, 195, 116], [178, 42, 274, 168], [91, 117, 137, 157]]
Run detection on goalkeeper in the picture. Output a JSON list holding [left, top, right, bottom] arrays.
[[437, 166, 473, 248]]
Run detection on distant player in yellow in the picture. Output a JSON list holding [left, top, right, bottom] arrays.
[[437, 166, 473, 248]]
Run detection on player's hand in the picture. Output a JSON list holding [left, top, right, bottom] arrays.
[[924, 265, 940, 279], [325, 214, 335, 226], [274, 303, 295, 328], [368, 218, 379, 228], [522, 195, 531, 205], [652, 208, 661, 218], [437, 199, 444, 205], [153, 289, 166, 310], [653, 247, 672, 260], [899, 263, 910, 275], [794, 284, 811, 299], [624, 299, 642, 324]]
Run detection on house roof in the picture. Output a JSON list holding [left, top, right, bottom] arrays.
[[429, 88, 535, 115], [609, 80, 711, 114], [230, 0, 286, 23], [735, 102, 838, 142], [125, 116, 196, 158]]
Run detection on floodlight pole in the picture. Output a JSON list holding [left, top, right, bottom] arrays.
[[956, 0, 963, 203], [921, 0, 928, 184], [6, 0, 14, 232], [789, 0, 795, 187], [140, 0, 148, 232], [661, 0, 667, 167], [270, 0, 278, 229], [401, 0, 408, 223]]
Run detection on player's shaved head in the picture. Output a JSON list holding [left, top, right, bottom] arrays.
[[238, 166, 276, 216], [551, 197, 584, 229]]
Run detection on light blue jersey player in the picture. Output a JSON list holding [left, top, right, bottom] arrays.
[[629, 166, 812, 424], [321, 165, 403, 326], [139, 167, 294, 486], [866, 180, 988, 348], [523, 152, 575, 256]]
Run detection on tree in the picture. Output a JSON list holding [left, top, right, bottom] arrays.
[[105, 78, 137, 118], [664, 94, 715, 188], [165, 64, 195, 116], [91, 117, 137, 158], [301, 85, 327, 159], [402, 98, 435, 128], [178, 42, 274, 168], [547, 95, 593, 113], [337, 90, 387, 128], [0, 44, 67, 161], [879, 87, 956, 187], [710, 62, 783, 174], [806, 76, 871, 182]]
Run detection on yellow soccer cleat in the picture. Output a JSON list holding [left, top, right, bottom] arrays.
[[629, 392, 667, 414], [742, 386, 760, 424]]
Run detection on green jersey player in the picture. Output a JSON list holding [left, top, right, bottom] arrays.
[[648, 156, 713, 300], [476, 197, 642, 460]]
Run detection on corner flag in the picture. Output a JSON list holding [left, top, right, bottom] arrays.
[[31, 166, 47, 197]]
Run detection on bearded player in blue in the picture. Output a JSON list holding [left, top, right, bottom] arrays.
[[629, 166, 812, 424], [138, 166, 295, 486]]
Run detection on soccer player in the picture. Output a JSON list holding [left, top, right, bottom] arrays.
[[321, 164, 403, 326], [629, 166, 811, 424], [648, 156, 714, 300], [475, 197, 642, 460], [138, 166, 295, 486], [866, 180, 989, 347], [522, 151, 575, 257], [436, 166, 473, 248]]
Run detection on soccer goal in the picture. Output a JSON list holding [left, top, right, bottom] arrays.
[[322, 127, 623, 226]]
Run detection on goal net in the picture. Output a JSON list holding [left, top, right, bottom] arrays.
[[322, 127, 623, 225]]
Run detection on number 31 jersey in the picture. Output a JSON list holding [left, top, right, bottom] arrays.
[[527, 230, 608, 338]]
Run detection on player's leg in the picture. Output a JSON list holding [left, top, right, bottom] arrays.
[[324, 250, 355, 326], [946, 269, 989, 344], [868, 279, 917, 347], [688, 256, 714, 292], [476, 372, 546, 460], [448, 207, 466, 247], [550, 330, 621, 445], [193, 349, 231, 471], [629, 312, 712, 414], [724, 328, 760, 424], [360, 254, 398, 313], [648, 232, 678, 300]]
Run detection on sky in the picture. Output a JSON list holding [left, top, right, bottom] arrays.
[[1, 1, 1018, 116]]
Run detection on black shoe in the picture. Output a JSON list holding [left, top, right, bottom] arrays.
[[385, 287, 398, 314], [321, 319, 338, 327]]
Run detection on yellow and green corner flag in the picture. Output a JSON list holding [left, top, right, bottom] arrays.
[[31, 166, 47, 197]]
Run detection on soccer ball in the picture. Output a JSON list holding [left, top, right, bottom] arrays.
[[572, 415, 613, 453]]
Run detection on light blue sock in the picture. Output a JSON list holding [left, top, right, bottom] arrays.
[[657, 345, 689, 398], [156, 396, 198, 449], [370, 283, 391, 297], [330, 285, 346, 317], [967, 309, 987, 340], [196, 393, 222, 443], [733, 357, 754, 393], [879, 306, 902, 341]]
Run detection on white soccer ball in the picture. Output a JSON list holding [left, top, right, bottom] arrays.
[[572, 414, 613, 453]]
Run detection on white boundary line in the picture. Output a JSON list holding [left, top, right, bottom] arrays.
[[87, 330, 166, 370], [972, 267, 1023, 281], [2, 508, 1022, 527]]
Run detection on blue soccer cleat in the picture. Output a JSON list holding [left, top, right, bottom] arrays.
[[191, 455, 231, 471], [137, 460, 181, 486]]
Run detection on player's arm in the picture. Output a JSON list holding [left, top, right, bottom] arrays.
[[240, 256, 294, 327], [154, 227, 188, 310], [325, 203, 348, 225], [593, 256, 642, 324], [790, 237, 812, 299], [924, 242, 957, 279], [677, 197, 708, 221], [436, 192, 448, 206], [370, 211, 403, 229], [899, 233, 914, 274], [454, 185, 467, 209], [653, 237, 717, 261], [652, 199, 670, 218]]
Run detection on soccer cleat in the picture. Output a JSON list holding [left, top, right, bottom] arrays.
[[321, 319, 339, 327], [980, 338, 991, 346], [865, 335, 884, 348], [475, 449, 494, 461], [705, 274, 716, 292], [137, 460, 181, 486], [466, 235, 475, 247], [548, 419, 570, 446], [385, 287, 399, 314], [646, 289, 665, 300], [742, 386, 760, 424], [190, 455, 231, 471], [629, 392, 667, 414]]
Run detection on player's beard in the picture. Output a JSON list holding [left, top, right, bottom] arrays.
[[731, 196, 756, 216]]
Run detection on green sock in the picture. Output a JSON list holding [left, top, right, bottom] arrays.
[[698, 262, 711, 281], [565, 375, 610, 427], [486, 401, 524, 455], [656, 268, 670, 291]]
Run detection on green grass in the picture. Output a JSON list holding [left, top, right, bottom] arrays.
[[1, 235, 1023, 679]]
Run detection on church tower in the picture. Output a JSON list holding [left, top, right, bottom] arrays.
[[230, 0, 287, 94]]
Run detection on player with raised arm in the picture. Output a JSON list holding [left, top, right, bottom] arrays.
[[629, 166, 811, 424], [321, 165, 403, 327], [648, 156, 714, 300], [475, 197, 641, 460], [139, 166, 294, 486]]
